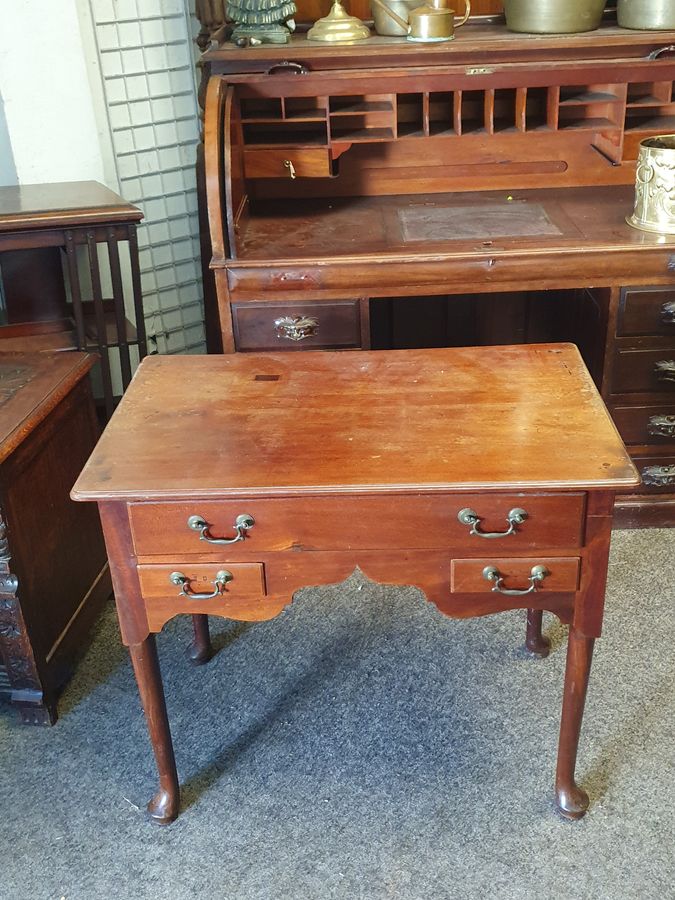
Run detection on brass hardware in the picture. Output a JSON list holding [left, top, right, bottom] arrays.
[[170, 570, 233, 600], [655, 360, 675, 383], [620, 0, 675, 30], [187, 514, 255, 544], [482, 564, 549, 597], [265, 61, 309, 75], [647, 45, 675, 59], [370, 0, 470, 42], [283, 159, 297, 179], [274, 315, 319, 341], [503, 0, 605, 34], [662, 301, 675, 325], [466, 67, 494, 75], [457, 507, 527, 538], [641, 464, 675, 487], [648, 415, 675, 438], [306, 1, 370, 42]]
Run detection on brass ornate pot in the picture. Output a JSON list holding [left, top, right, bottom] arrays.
[[627, 135, 675, 235], [617, 0, 675, 30], [503, 0, 606, 33]]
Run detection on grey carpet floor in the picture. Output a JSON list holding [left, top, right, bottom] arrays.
[[1, 529, 673, 900]]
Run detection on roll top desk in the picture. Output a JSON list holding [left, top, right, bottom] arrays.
[[199, 23, 675, 526]]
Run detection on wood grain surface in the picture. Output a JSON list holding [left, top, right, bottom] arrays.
[[72, 344, 639, 500]]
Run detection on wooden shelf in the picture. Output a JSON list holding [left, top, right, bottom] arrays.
[[330, 127, 395, 142]]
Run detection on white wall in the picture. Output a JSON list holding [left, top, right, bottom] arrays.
[[0, 0, 107, 186]]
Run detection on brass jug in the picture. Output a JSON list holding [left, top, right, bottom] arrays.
[[370, 0, 471, 42]]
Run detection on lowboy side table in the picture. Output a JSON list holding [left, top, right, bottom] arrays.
[[72, 344, 639, 823]]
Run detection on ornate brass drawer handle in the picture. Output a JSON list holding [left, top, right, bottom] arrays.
[[648, 414, 675, 438], [283, 159, 297, 180], [187, 514, 255, 544], [655, 360, 675, 383], [457, 507, 527, 538], [170, 570, 233, 600], [274, 315, 319, 342], [482, 565, 549, 597], [661, 301, 675, 326], [641, 464, 675, 487]]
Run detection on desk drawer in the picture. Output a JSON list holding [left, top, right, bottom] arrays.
[[138, 562, 266, 624], [243, 148, 331, 180], [618, 287, 675, 337], [232, 300, 362, 351], [451, 557, 580, 594], [610, 403, 675, 445], [611, 349, 675, 394], [129, 493, 586, 558]]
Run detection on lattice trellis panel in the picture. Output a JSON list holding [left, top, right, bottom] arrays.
[[88, 0, 205, 354]]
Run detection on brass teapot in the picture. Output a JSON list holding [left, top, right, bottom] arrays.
[[370, 0, 471, 42]]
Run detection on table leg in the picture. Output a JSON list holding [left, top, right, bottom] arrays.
[[128, 636, 180, 824], [525, 608, 551, 657], [555, 626, 594, 819], [187, 614, 213, 665]]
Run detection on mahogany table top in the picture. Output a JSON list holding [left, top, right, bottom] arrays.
[[72, 344, 639, 501]]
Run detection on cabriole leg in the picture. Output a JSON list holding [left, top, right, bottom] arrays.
[[187, 613, 213, 665], [525, 608, 551, 657], [555, 627, 594, 819], [128, 636, 179, 824]]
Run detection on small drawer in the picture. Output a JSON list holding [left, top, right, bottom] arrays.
[[450, 557, 580, 595], [243, 148, 331, 179], [232, 300, 362, 351], [618, 287, 675, 337], [138, 563, 267, 627], [610, 403, 675, 445], [611, 348, 675, 394], [129, 493, 586, 559]]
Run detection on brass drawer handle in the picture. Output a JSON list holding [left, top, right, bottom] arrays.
[[641, 464, 675, 487], [457, 507, 527, 538], [661, 301, 675, 325], [648, 45, 675, 60], [187, 514, 255, 544], [274, 315, 319, 342], [265, 61, 309, 75], [655, 360, 675, 383], [482, 564, 549, 597], [283, 159, 297, 179], [170, 570, 232, 600], [648, 415, 675, 438]]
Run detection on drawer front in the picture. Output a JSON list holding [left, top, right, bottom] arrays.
[[243, 148, 331, 179], [611, 348, 675, 394], [451, 557, 580, 594], [618, 287, 675, 337], [129, 493, 586, 559], [630, 455, 675, 493], [611, 403, 675, 445], [138, 562, 267, 625], [232, 300, 362, 351]]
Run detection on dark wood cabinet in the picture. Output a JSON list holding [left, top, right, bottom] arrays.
[[199, 22, 675, 526], [0, 352, 110, 724]]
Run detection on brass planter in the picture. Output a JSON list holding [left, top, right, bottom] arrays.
[[627, 136, 675, 235], [503, 0, 606, 33], [617, 0, 675, 30]]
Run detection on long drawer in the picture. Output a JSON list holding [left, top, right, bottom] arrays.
[[128, 493, 586, 558]]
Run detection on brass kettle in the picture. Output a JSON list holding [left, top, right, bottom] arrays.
[[370, 0, 471, 42]]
